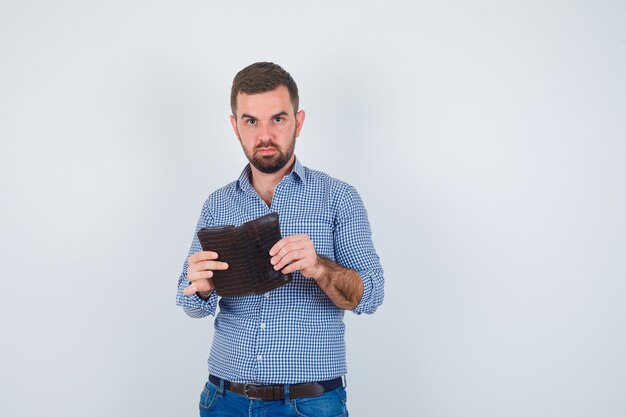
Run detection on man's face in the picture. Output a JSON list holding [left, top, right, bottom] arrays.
[[230, 85, 305, 174]]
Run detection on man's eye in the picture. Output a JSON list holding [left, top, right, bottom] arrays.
[[246, 119, 256, 125], [274, 117, 283, 123]]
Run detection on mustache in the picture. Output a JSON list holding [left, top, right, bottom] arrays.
[[255, 141, 280, 151]]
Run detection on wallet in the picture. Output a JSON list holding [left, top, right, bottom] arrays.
[[196, 212, 292, 296]]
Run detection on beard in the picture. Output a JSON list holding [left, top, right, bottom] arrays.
[[241, 134, 296, 174]]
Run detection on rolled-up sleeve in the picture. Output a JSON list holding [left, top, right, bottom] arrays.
[[333, 185, 384, 315], [176, 200, 219, 318]]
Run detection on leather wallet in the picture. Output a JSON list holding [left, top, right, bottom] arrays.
[[196, 212, 292, 296]]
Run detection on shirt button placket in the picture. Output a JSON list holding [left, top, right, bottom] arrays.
[[270, 178, 288, 212], [256, 294, 268, 381]]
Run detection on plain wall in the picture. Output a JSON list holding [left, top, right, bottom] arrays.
[[1, 1, 625, 416]]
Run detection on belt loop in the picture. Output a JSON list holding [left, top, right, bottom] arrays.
[[218, 378, 225, 398], [342, 375, 347, 389], [284, 384, 290, 405]]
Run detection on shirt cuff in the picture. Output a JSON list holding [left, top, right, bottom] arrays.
[[352, 273, 373, 315], [176, 280, 217, 316]]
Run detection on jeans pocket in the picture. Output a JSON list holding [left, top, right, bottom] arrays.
[[292, 387, 347, 417], [199, 382, 218, 412]]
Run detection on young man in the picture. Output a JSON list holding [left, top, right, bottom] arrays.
[[176, 62, 384, 416]]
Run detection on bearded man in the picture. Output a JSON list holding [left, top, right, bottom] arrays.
[[176, 62, 384, 417]]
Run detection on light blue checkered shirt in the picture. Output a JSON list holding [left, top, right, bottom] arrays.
[[176, 157, 384, 384]]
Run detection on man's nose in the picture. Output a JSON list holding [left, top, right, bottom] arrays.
[[258, 122, 273, 141]]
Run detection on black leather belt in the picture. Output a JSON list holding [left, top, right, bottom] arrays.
[[209, 374, 343, 401]]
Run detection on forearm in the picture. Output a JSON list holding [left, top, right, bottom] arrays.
[[313, 256, 364, 310], [176, 200, 219, 318]]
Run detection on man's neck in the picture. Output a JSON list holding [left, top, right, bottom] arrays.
[[249, 157, 296, 206]]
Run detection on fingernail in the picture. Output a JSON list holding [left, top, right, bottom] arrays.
[[270, 257, 276, 265]]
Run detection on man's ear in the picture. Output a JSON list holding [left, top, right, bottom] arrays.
[[295, 110, 306, 138], [230, 114, 239, 138]]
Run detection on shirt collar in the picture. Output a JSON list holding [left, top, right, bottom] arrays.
[[291, 157, 306, 184], [236, 156, 306, 192]]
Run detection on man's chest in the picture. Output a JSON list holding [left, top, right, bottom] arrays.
[[211, 188, 338, 259]]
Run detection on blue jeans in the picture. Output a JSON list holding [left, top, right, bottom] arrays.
[[199, 380, 349, 417]]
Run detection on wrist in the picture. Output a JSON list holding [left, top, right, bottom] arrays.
[[197, 290, 213, 300], [311, 256, 328, 282]]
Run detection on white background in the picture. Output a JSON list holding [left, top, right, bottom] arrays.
[[1, 1, 625, 416]]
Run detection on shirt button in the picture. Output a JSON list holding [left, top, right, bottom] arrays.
[[257, 355, 263, 361], [264, 293, 270, 299], [260, 323, 266, 330]]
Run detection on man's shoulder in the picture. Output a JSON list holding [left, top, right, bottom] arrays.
[[302, 166, 355, 193], [301, 166, 366, 217], [212, 179, 239, 194], [202, 179, 239, 206]]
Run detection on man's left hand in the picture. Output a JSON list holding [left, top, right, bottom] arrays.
[[269, 234, 322, 280]]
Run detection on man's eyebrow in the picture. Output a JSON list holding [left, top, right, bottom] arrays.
[[240, 111, 289, 120]]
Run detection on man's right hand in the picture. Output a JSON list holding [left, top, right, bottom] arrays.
[[183, 251, 229, 296]]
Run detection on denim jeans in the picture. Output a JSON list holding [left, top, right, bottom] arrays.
[[199, 380, 349, 417]]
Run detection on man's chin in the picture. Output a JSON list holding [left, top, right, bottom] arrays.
[[254, 164, 283, 174], [251, 157, 283, 174]]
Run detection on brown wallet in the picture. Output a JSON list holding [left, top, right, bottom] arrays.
[[196, 212, 292, 296]]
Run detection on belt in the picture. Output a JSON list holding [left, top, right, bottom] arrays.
[[209, 374, 343, 401]]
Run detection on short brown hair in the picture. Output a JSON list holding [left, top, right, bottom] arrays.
[[230, 62, 299, 116]]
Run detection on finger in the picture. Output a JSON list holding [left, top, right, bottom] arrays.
[[193, 279, 215, 292], [189, 251, 219, 263], [197, 260, 229, 271], [269, 239, 288, 257], [184, 278, 214, 295], [272, 241, 310, 266], [269, 234, 308, 256], [271, 239, 307, 260], [194, 279, 214, 293], [188, 270, 213, 281], [272, 250, 304, 271], [281, 260, 305, 275]]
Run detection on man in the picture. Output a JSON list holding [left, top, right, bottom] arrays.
[[176, 62, 384, 416]]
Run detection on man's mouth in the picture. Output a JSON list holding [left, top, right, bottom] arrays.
[[257, 147, 277, 155]]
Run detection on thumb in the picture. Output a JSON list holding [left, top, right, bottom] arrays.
[[183, 285, 197, 296]]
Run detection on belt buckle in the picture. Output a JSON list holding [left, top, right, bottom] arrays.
[[243, 383, 260, 400]]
